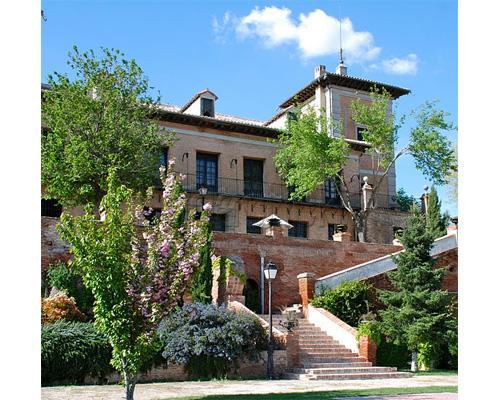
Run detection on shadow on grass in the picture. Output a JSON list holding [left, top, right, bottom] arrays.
[[174, 386, 458, 400]]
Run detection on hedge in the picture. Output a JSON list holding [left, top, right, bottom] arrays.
[[41, 321, 113, 385]]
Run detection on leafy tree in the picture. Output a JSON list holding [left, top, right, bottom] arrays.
[[57, 161, 210, 400], [274, 88, 457, 241], [378, 207, 456, 372], [189, 222, 213, 304], [311, 280, 373, 327], [395, 188, 418, 212], [42, 46, 167, 209], [426, 185, 448, 239], [446, 144, 458, 204]]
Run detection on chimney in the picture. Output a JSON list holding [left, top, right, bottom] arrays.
[[314, 65, 326, 79], [336, 61, 347, 76]]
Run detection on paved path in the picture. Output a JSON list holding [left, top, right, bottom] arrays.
[[41, 375, 457, 400], [341, 395, 456, 400]]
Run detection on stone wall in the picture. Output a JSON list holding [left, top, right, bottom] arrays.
[[366, 208, 410, 244], [41, 217, 70, 273], [213, 232, 401, 311], [84, 350, 288, 384]]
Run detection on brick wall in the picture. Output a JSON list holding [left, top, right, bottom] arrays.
[[213, 232, 401, 310], [84, 350, 288, 384]]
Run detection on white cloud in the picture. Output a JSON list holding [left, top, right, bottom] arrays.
[[381, 53, 419, 75], [212, 11, 237, 43], [232, 6, 381, 63]]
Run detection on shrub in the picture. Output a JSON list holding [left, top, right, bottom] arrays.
[[47, 261, 94, 317], [41, 293, 86, 324], [356, 320, 382, 346], [377, 337, 411, 369], [41, 321, 113, 385], [158, 303, 267, 378], [311, 280, 373, 326]]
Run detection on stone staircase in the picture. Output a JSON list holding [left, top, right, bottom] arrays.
[[283, 318, 411, 380]]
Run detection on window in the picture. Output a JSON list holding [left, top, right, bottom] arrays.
[[244, 159, 264, 198], [210, 213, 226, 232], [41, 199, 62, 217], [201, 98, 215, 117], [357, 126, 368, 141], [246, 217, 262, 234], [196, 153, 218, 192], [288, 221, 307, 238], [328, 224, 338, 240], [324, 178, 341, 206]]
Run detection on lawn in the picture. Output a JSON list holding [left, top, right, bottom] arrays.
[[172, 385, 458, 400]]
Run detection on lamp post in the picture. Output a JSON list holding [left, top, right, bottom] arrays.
[[264, 261, 278, 379], [198, 184, 208, 209]]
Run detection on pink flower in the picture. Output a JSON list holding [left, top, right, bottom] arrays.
[[203, 202, 213, 212]]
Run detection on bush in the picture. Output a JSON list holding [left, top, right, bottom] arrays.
[[41, 321, 113, 385], [47, 262, 94, 317], [311, 281, 373, 326], [41, 293, 86, 324], [158, 303, 267, 378], [377, 337, 411, 369]]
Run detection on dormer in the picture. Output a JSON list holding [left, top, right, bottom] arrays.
[[180, 89, 218, 117]]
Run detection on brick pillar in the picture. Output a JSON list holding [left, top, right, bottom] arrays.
[[333, 232, 352, 242], [358, 335, 378, 365], [297, 272, 316, 317], [285, 331, 299, 369]]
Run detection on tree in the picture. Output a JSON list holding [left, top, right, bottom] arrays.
[[426, 185, 448, 239], [42, 46, 166, 209], [446, 144, 458, 204], [274, 88, 457, 241], [378, 207, 456, 372], [395, 188, 418, 212], [57, 161, 210, 400], [189, 222, 214, 304]]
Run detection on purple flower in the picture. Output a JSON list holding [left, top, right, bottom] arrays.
[[203, 202, 213, 212]]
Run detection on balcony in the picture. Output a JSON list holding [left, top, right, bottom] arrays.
[[178, 174, 366, 208]]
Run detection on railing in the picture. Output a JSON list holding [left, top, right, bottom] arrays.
[[159, 173, 399, 209]]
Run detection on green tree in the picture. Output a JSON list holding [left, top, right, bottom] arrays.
[[57, 162, 210, 400], [378, 207, 456, 372], [190, 221, 213, 304], [42, 46, 167, 209], [426, 186, 448, 239], [395, 188, 418, 212], [274, 88, 457, 242]]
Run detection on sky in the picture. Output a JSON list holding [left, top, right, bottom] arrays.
[[41, 0, 457, 215]]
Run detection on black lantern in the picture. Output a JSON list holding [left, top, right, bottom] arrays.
[[264, 261, 278, 379]]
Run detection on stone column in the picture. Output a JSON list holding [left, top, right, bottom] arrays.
[[297, 272, 316, 317]]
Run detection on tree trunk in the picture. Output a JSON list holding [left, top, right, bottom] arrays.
[[121, 358, 137, 400], [353, 212, 367, 242], [411, 351, 418, 372]]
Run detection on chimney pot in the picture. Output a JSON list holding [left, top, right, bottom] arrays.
[[314, 65, 326, 79]]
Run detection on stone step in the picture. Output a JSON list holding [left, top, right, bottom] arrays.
[[300, 351, 355, 357], [299, 345, 348, 350], [300, 357, 367, 364], [293, 366, 397, 374], [283, 371, 412, 381], [298, 361, 373, 368]]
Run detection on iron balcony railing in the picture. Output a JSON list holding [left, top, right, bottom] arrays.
[[172, 174, 399, 210]]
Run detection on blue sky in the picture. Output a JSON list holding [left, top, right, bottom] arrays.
[[42, 0, 457, 215]]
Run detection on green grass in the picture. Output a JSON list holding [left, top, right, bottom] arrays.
[[171, 385, 457, 400]]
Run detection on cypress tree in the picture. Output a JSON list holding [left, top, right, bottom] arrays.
[[190, 224, 213, 304], [379, 207, 456, 371], [426, 186, 448, 239]]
